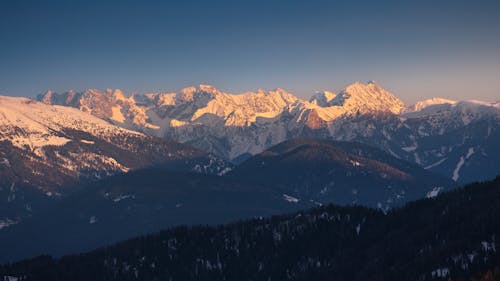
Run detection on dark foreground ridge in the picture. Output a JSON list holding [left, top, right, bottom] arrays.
[[1, 176, 499, 281]]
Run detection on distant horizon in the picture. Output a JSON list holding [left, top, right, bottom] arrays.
[[1, 0, 499, 104]]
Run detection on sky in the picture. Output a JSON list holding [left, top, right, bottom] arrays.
[[1, 0, 499, 104]]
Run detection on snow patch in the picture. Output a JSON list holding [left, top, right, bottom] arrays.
[[283, 194, 299, 203], [217, 167, 232, 176], [452, 147, 474, 181], [426, 186, 443, 199], [452, 157, 465, 182], [387, 149, 400, 159], [414, 152, 422, 165], [424, 158, 446, 169], [9, 135, 71, 149], [113, 194, 135, 202], [349, 159, 362, 167], [402, 143, 418, 152], [466, 147, 475, 159], [0, 219, 19, 230]]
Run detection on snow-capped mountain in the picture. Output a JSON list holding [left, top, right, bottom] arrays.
[[0, 96, 230, 224], [0, 96, 228, 187], [38, 81, 500, 182], [38, 81, 404, 156]]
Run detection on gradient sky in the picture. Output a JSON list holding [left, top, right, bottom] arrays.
[[1, 0, 499, 104]]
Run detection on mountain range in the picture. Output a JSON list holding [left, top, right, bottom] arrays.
[[38, 81, 500, 183]]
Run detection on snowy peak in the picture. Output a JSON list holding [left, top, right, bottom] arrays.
[[39, 89, 79, 106], [330, 81, 405, 115], [38, 82, 406, 129], [178, 84, 221, 103], [109, 88, 128, 102], [410, 97, 457, 112]]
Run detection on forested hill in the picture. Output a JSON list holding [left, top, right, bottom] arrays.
[[2, 176, 500, 281]]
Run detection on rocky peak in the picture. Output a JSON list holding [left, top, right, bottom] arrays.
[[39, 90, 53, 104], [330, 81, 405, 115], [178, 84, 221, 104]]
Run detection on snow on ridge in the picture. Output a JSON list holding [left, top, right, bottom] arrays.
[[464, 99, 497, 107], [0, 95, 145, 151], [410, 97, 456, 112], [38, 81, 408, 129]]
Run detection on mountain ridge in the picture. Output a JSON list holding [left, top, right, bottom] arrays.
[[229, 138, 454, 209], [36, 82, 500, 182]]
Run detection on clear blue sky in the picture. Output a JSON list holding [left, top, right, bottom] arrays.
[[1, 0, 499, 104]]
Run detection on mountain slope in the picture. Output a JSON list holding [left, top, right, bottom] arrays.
[[0, 138, 454, 261], [229, 138, 454, 209], [0, 168, 310, 262], [2, 176, 499, 281], [0, 96, 230, 226]]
